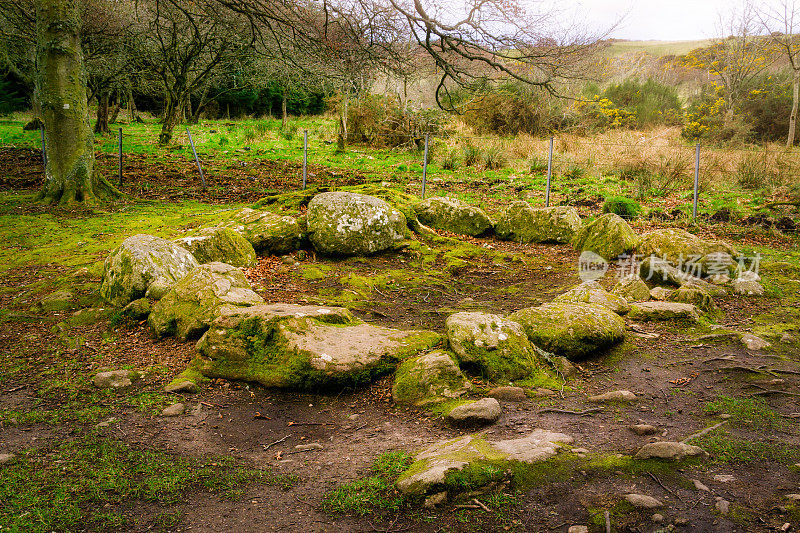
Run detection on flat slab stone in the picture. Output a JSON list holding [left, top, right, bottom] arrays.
[[635, 441, 705, 461], [588, 390, 637, 403], [625, 494, 663, 509], [396, 429, 573, 496], [628, 301, 700, 323]]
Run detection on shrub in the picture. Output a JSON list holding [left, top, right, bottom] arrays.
[[343, 95, 446, 148], [602, 196, 641, 219], [736, 152, 770, 190], [462, 144, 481, 167], [529, 156, 549, 175], [579, 78, 683, 131], [461, 82, 570, 136], [440, 148, 460, 170], [482, 146, 506, 170]]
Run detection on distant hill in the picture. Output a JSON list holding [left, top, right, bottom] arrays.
[[603, 39, 714, 57]]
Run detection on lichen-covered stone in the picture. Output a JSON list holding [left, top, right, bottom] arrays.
[[100, 234, 199, 306], [611, 276, 650, 302], [121, 298, 152, 320], [413, 197, 493, 236], [395, 429, 573, 496], [175, 228, 257, 267], [639, 255, 698, 286], [509, 303, 625, 360], [215, 208, 304, 254], [445, 312, 545, 382], [628, 301, 700, 322], [681, 277, 727, 297], [634, 441, 705, 461], [194, 303, 440, 390], [496, 202, 581, 244], [554, 280, 630, 315], [445, 398, 502, 427], [148, 262, 263, 340], [392, 351, 472, 406], [571, 213, 637, 260], [93, 370, 139, 389], [39, 290, 75, 312], [636, 228, 737, 277], [306, 192, 407, 256], [667, 287, 716, 313], [732, 278, 764, 296]]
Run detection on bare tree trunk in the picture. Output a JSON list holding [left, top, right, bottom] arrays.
[[94, 92, 110, 134], [789, 70, 799, 148], [189, 84, 209, 124], [109, 93, 121, 124], [281, 89, 288, 129], [35, 0, 117, 205], [337, 89, 348, 152], [158, 94, 181, 145]]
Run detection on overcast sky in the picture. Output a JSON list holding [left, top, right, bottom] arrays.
[[559, 0, 778, 41]]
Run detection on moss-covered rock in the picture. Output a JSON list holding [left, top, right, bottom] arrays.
[[175, 228, 257, 268], [213, 208, 304, 255], [496, 202, 581, 244], [667, 287, 716, 313], [636, 228, 737, 277], [121, 298, 152, 320], [639, 255, 695, 286], [392, 350, 472, 406], [572, 213, 637, 260], [509, 303, 626, 360], [413, 197, 493, 236], [627, 301, 700, 323], [445, 312, 546, 382], [611, 277, 650, 302], [395, 429, 573, 496], [100, 234, 199, 307], [553, 280, 630, 315], [193, 303, 440, 390], [39, 290, 76, 312], [307, 192, 407, 256], [148, 262, 263, 340]]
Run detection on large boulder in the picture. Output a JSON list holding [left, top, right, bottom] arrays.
[[193, 304, 440, 390], [396, 429, 573, 496], [445, 312, 546, 382], [627, 301, 701, 323], [392, 351, 472, 406], [495, 202, 581, 244], [611, 276, 650, 302], [216, 208, 304, 254], [509, 303, 626, 360], [571, 213, 637, 260], [306, 192, 407, 255], [148, 262, 263, 340], [100, 234, 199, 306], [174, 228, 257, 268], [636, 229, 737, 277], [413, 197, 493, 236], [553, 280, 630, 315]]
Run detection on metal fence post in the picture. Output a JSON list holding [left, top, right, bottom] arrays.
[[421, 133, 429, 199], [545, 136, 553, 207], [118, 127, 123, 185], [186, 127, 206, 190], [692, 143, 700, 220], [302, 130, 308, 190]]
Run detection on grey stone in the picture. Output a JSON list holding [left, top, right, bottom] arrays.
[[625, 493, 663, 509], [741, 333, 770, 350], [100, 234, 199, 306], [174, 227, 257, 268], [715, 497, 730, 514], [572, 213, 637, 260], [164, 380, 199, 394], [121, 298, 152, 320], [554, 280, 630, 315], [496, 202, 581, 244], [294, 443, 324, 451], [445, 398, 502, 426], [423, 491, 448, 508], [392, 351, 472, 406], [414, 197, 493, 236], [488, 386, 527, 402], [93, 370, 138, 389], [649, 286, 672, 301], [567, 527, 589, 533], [785, 494, 800, 501], [215, 208, 304, 254], [307, 192, 406, 255], [732, 278, 764, 296], [161, 403, 185, 417], [0, 453, 16, 465], [693, 479, 710, 491], [39, 290, 75, 312], [628, 301, 700, 323], [713, 474, 735, 483], [634, 441, 705, 461], [630, 424, 658, 435], [652, 513, 664, 523], [589, 390, 636, 403], [612, 276, 651, 302]]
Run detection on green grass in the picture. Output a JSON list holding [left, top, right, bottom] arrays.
[[322, 451, 414, 516], [0, 434, 297, 532], [693, 431, 800, 464], [705, 395, 789, 432]]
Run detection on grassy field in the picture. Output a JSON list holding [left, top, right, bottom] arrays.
[[605, 39, 715, 57]]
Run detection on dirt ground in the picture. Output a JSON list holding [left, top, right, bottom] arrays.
[[1, 147, 800, 532]]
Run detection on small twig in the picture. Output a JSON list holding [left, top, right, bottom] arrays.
[[538, 408, 603, 416], [263, 434, 291, 451], [4, 385, 25, 393], [682, 421, 728, 443], [647, 471, 686, 503], [200, 401, 221, 408], [472, 498, 491, 512], [453, 504, 481, 509], [287, 421, 337, 426]]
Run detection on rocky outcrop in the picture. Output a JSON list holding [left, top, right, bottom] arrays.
[[192, 304, 440, 390], [100, 234, 199, 306], [495, 202, 581, 244], [571, 213, 637, 260], [392, 351, 472, 406], [611, 276, 651, 302], [216, 208, 304, 254], [636, 228, 737, 277], [306, 192, 407, 255], [554, 280, 630, 315], [627, 301, 701, 323], [175, 228, 257, 268], [509, 303, 625, 360], [413, 197, 493, 236], [148, 262, 263, 340]]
